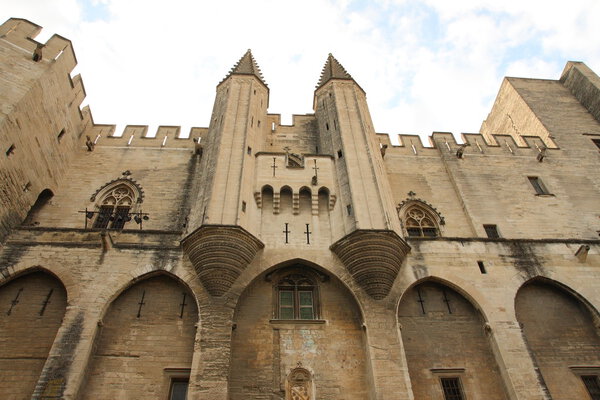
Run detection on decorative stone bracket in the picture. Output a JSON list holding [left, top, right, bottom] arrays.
[[182, 225, 263, 296], [330, 230, 410, 300]]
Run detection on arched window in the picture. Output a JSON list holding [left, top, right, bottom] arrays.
[[405, 206, 438, 237], [93, 184, 135, 229], [398, 199, 443, 238], [276, 273, 318, 320]]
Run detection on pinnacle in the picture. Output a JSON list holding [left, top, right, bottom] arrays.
[[223, 49, 267, 87], [316, 53, 354, 89]]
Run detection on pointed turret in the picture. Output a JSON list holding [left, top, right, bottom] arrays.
[[221, 49, 267, 87], [316, 53, 355, 90]]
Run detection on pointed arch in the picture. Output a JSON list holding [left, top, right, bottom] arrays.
[[397, 199, 444, 237], [0, 270, 67, 399], [515, 277, 600, 400], [90, 179, 144, 229], [82, 272, 199, 400], [398, 278, 509, 399], [229, 259, 369, 399]]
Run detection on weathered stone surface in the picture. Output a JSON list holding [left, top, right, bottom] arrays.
[[0, 17, 599, 400]]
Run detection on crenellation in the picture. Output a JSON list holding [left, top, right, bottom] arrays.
[[1, 22, 599, 400]]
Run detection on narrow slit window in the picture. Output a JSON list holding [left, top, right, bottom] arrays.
[[477, 261, 487, 274], [337, 150, 343, 158], [6, 144, 15, 157], [57, 129, 66, 142], [241, 201, 246, 212], [346, 204, 353, 216], [484, 224, 500, 239], [592, 138, 600, 150], [247, 146, 252, 155], [440, 377, 464, 400], [528, 176, 550, 195]]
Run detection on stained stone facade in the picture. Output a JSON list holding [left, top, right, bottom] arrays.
[[1, 17, 599, 400]]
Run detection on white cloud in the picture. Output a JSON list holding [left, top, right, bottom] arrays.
[[4, 0, 600, 143]]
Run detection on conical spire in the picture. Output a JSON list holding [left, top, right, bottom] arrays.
[[222, 49, 267, 87], [316, 53, 354, 89]]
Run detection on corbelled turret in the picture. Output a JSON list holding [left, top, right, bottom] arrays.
[[183, 50, 267, 297], [315, 54, 409, 300]]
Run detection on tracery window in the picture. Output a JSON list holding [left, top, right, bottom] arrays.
[[404, 206, 439, 237], [93, 184, 135, 229], [277, 274, 317, 320]]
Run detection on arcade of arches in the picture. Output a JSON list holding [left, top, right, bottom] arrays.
[[1, 267, 599, 400]]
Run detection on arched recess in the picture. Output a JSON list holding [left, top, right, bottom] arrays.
[[515, 278, 600, 399], [23, 189, 54, 226], [317, 187, 329, 213], [299, 186, 312, 214], [81, 273, 199, 400], [261, 185, 274, 213], [0, 269, 67, 400], [280, 186, 293, 214], [228, 261, 368, 399], [398, 280, 509, 400]]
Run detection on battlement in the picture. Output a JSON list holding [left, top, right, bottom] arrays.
[[0, 18, 77, 70], [376, 131, 556, 158], [86, 123, 208, 149]]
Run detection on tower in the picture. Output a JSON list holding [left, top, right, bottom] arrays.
[[182, 50, 266, 297], [314, 54, 409, 299]]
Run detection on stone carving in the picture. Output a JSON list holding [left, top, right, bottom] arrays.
[[182, 225, 263, 296], [330, 230, 410, 300], [285, 364, 313, 400]]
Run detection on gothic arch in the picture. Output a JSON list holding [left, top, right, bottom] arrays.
[[82, 272, 199, 400], [515, 277, 600, 399], [228, 260, 369, 399], [89, 179, 144, 229], [397, 276, 490, 322], [96, 270, 200, 320], [398, 278, 509, 399], [0, 269, 67, 400], [397, 198, 444, 237], [90, 177, 144, 203]]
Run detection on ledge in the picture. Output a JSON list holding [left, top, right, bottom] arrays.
[[406, 237, 600, 245], [269, 319, 326, 325]]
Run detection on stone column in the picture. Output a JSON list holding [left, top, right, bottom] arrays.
[[487, 318, 549, 400], [188, 303, 235, 400], [363, 301, 414, 400], [32, 306, 98, 399]]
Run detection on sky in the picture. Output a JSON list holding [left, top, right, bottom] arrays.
[[4, 0, 600, 143]]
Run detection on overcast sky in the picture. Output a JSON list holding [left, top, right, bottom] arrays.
[[4, 0, 600, 142]]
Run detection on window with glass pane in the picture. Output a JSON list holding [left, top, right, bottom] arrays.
[[169, 379, 188, 400], [299, 291, 314, 319], [279, 290, 295, 319], [276, 273, 317, 320]]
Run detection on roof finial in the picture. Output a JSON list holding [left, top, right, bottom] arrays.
[[220, 50, 267, 86], [316, 53, 354, 89]]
